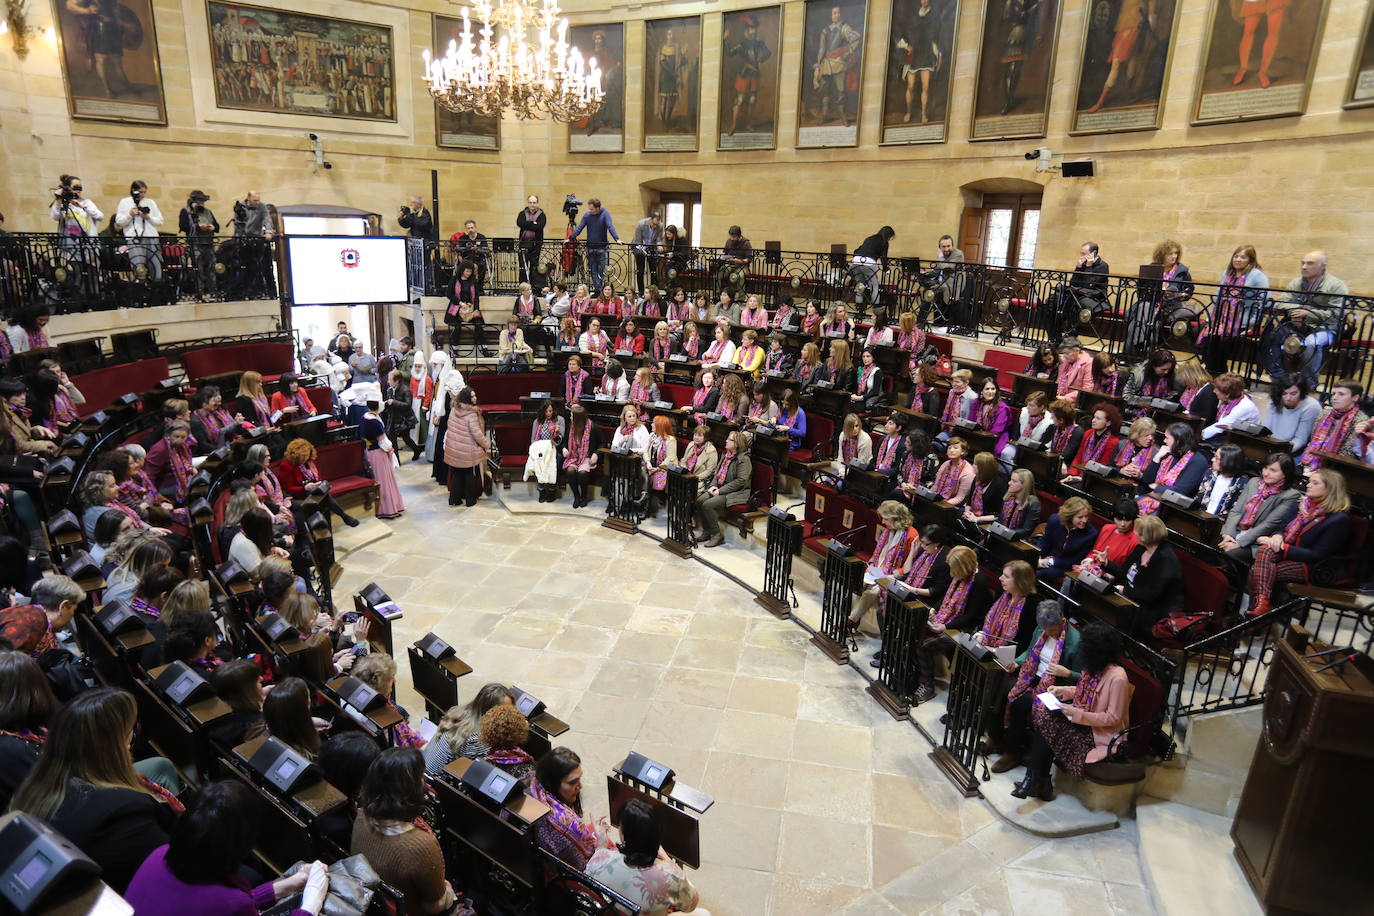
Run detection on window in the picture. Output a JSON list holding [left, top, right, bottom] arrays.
[[974, 193, 1041, 269], [656, 192, 702, 248]]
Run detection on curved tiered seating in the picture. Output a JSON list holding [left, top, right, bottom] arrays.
[[69, 357, 171, 417], [182, 340, 295, 386]]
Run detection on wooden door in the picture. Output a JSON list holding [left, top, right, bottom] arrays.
[[959, 208, 986, 263]]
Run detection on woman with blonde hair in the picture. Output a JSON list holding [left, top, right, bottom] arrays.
[[630, 366, 660, 408], [916, 545, 994, 702], [833, 413, 872, 477], [423, 683, 515, 774], [795, 341, 825, 390], [1244, 468, 1353, 617], [823, 338, 856, 392], [1175, 360, 1217, 423], [233, 371, 280, 431]]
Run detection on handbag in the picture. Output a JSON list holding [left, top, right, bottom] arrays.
[[263, 854, 382, 916], [1150, 612, 1210, 643], [934, 353, 953, 377], [458, 302, 478, 322]]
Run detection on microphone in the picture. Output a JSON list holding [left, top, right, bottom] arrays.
[[834, 524, 870, 544], [782, 500, 805, 513]]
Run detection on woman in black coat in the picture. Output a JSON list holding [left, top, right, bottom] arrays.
[[1104, 514, 1184, 635]]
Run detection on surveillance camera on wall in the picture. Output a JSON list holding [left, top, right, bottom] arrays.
[[308, 133, 332, 170]]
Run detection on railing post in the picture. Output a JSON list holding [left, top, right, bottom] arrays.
[[931, 641, 1004, 796], [601, 448, 642, 534], [812, 540, 863, 664], [755, 507, 803, 619], [661, 467, 697, 557], [866, 581, 929, 720]]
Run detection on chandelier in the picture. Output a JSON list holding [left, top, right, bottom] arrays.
[[422, 0, 604, 122]]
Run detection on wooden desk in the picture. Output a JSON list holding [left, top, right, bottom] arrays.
[[1313, 450, 1374, 502], [809, 386, 853, 421], [519, 395, 565, 414], [1009, 372, 1056, 407], [870, 345, 910, 378], [949, 421, 996, 456], [1152, 408, 1204, 440], [1226, 427, 1291, 466], [1157, 499, 1223, 546], [1014, 443, 1062, 485], [661, 357, 701, 385], [146, 663, 232, 724], [1072, 387, 1127, 418], [606, 776, 702, 869], [1066, 571, 1140, 632], [889, 405, 941, 438], [233, 735, 347, 817], [985, 531, 1040, 570], [325, 675, 404, 730], [1080, 466, 1136, 508]]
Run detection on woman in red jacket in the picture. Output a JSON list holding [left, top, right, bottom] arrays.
[[269, 374, 318, 422], [443, 387, 489, 508], [275, 438, 360, 527], [1060, 402, 1122, 485]]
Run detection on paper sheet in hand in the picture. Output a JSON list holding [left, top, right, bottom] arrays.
[[1036, 691, 1062, 711]]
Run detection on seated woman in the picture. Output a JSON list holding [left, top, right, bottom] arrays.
[[897, 524, 954, 605], [1196, 444, 1250, 517], [262, 677, 323, 760], [937, 370, 977, 434], [1220, 452, 1301, 563], [893, 429, 936, 502], [795, 342, 825, 390], [448, 262, 489, 357], [562, 406, 602, 509], [103, 535, 173, 606], [932, 436, 976, 506], [230, 508, 289, 575], [689, 368, 720, 421], [11, 689, 181, 893], [351, 748, 458, 914], [0, 378, 59, 457], [1102, 515, 1183, 635], [962, 452, 1007, 523], [738, 294, 769, 329], [530, 399, 566, 504], [1202, 372, 1258, 442], [970, 378, 1013, 456], [208, 659, 266, 749], [1014, 623, 1128, 801], [524, 746, 604, 871], [1000, 390, 1052, 464], [763, 334, 793, 377], [800, 300, 823, 338], [563, 354, 590, 406], [593, 283, 624, 319], [353, 652, 426, 749], [1176, 361, 1217, 423], [1060, 402, 1122, 484], [90, 508, 136, 565], [1136, 422, 1207, 515], [1037, 496, 1098, 587], [613, 319, 645, 356], [569, 284, 593, 322], [701, 323, 737, 370], [774, 389, 807, 451], [29, 360, 85, 432], [235, 371, 283, 433], [423, 684, 515, 774], [989, 600, 1082, 775], [269, 373, 318, 423], [679, 424, 719, 484], [1083, 496, 1141, 572], [644, 415, 678, 517], [677, 322, 703, 361], [833, 413, 873, 478], [734, 329, 765, 379], [896, 310, 926, 357], [498, 317, 534, 372], [126, 781, 329, 916], [821, 339, 856, 393], [871, 415, 906, 479], [612, 404, 650, 453], [80, 470, 160, 539], [276, 438, 361, 527], [864, 310, 894, 348], [554, 316, 581, 352], [112, 445, 185, 529], [974, 560, 1037, 650], [163, 611, 222, 673], [769, 295, 797, 330], [587, 798, 705, 916], [629, 367, 660, 407], [1023, 343, 1058, 379], [478, 704, 536, 781], [1044, 398, 1084, 465], [649, 321, 674, 366], [1091, 352, 1121, 397], [143, 419, 197, 502], [984, 468, 1040, 539], [1265, 373, 1322, 454], [188, 386, 245, 454], [716, 374, 749, 423], [1114, 417, 1158, 481], [851, 348, 886, 413], [848, 500, 919, 638], [819, 304, 854, 342], [637, 286, 663, 319], [0, 651, 55, 811], [914, 545, 993, 702], [578, 317, 612, 368], [596, 358, 631, 400], [1244, 468, 1352, 617]]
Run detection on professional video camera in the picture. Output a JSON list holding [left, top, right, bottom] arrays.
[[562, 193, 583, 224], [53, 186, 78, 204]]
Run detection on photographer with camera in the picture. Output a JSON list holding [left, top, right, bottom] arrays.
[[114, 180, 164, 282], [178, 190, 220, 299], [398, 195, 435, 291], [232, 190, 277, 298], [49, 174, 103, 247]]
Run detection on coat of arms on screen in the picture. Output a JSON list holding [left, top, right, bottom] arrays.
[[340, 249, 361, 268]]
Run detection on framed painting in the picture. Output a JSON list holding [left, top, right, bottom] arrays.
[[970, 0, 1063, 140], [568, 23, 625, 152], [432, 15, 500, 149], [207, 1, 396, 121], [797, 0, 869, 148], [1191, 0, 1330, 124], [54, 0, 168, 124], [1345, 0, 1374, 109], [1070, 0, 1182, 134], [718, 7, 783, 150], [880, 0, 961, 144], [643, 15, 702, 151]]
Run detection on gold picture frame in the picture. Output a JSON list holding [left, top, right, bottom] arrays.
[[1068, 0, 1183, 135], [643, 15, 703, 152], [1190, 0, 1331, 125], [796, 0, 869, 149], [432, 14, 501, 150], [53, 0, 169, 124], [968, 0, 1064, 141], [567, 22, 625, 153], [879, 0, 962, 145], [717, 6, 784, 151], [1344, 0, 1374, 110]]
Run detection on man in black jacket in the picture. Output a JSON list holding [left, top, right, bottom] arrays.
[[1054, 241, 1111, 333], [515, 194, 546, 283], [850, 225, 894, 311], [399, 195, 436, 291]]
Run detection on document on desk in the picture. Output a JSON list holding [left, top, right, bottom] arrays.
[[1036, 691, 1062, 711]]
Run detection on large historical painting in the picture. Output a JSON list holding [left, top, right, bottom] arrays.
[[1071, 0, 1181, 133], [643, 16, 702, 151], [969, 0, 1063, 140], [54, 0, 168, 124], [207, 2, 396, 122], [797, 0, 868, 148], [568, 23, 624, 152], [433, 15, 500, 149], [1344, 1, 1374, 109], [718, 7, 782, 150], [881, 0, 960, 144], [1191, 0, 1329, 124]]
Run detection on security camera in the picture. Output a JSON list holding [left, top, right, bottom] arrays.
[[308, 132, 319, 141], [308, 133, 331, 170], [322, 161, 333, 170], [1023, 149, 1040, 161]]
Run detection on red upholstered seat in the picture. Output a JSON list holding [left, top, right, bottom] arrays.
[[1118, 657, 1165, 760], [1177, 550, 1229, 619], [660, 383, 694, 407], [69, 358, 172, 416], [468, 371, 546, 413], [982, 348, 1027, 390], [182, 341, 295, 385], [313, 442, 375, 505], [926, 335, 953, 360]]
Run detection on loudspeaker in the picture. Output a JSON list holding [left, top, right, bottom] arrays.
[[257, 612, 299, 644], [153, 661, 216, 706], [247, 737, 318, 794], [416, 632, 456, 661], [334, 676, 385, 713], [1061, 160, 1095, 178], [620, 751, 674, 790], [509, 686, 545, 719], [459, 758, 523, 807], [94, 601, 146, 637], [0, 812, 100, 913]]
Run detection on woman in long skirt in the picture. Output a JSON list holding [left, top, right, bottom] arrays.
[[360, 402, 404, 519]]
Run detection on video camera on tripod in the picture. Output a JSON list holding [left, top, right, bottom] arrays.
[[562, 193, 583, 226]]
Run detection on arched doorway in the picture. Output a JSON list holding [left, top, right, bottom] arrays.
[[958, 178, 1045, 268], [640, 178, 703, 248]]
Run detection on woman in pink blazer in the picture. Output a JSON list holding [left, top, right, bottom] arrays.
[[1013, 623, 1129, 801]]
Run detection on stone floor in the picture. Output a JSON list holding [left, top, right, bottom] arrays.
[[336, 460, 1161, 915]]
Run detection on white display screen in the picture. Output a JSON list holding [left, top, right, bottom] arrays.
[[287, 236, 410, 306], [276, 759, 298, 778]]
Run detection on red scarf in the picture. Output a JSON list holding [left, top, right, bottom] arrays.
[[715, 451, 735, 485], [1238, 481, 1282, 530], [931, 576, 973, 626], [981, 592, 1026, 647], [970, 478, 991, 514], [1117, 441, 1153, 471], [1282, 497, 1328, 542], [1304, 407, 1358, 468]]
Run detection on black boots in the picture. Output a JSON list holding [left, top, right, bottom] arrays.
[[1010, 771, 1055, 801]]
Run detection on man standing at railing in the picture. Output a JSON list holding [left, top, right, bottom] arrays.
[[115, 180, 164, 282], [716, 224, 753, 294], [849, 225, 894, 312], [178, 190, 219, 300], [515, 194, 546, 284], [1275, 251, 1348, 387], [399, 195, 436, 292], [572, 198, 620, 293], [232, 189, 277, 298], [630, 210, 662, 293]]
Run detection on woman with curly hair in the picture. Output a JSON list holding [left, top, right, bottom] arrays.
[[275, 438, 359, 527]]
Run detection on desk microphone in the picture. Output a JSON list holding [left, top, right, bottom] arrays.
[[834, 524, 869, 544], [782, 500, 805, 513]]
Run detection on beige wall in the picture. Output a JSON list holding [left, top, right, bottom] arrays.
[[2, 0, 1372, 293]]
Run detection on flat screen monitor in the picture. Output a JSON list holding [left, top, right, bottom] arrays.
[[286, 236, 410, 306]]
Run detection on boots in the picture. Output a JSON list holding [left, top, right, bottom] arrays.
[[1011, 771, 1055, 801]]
